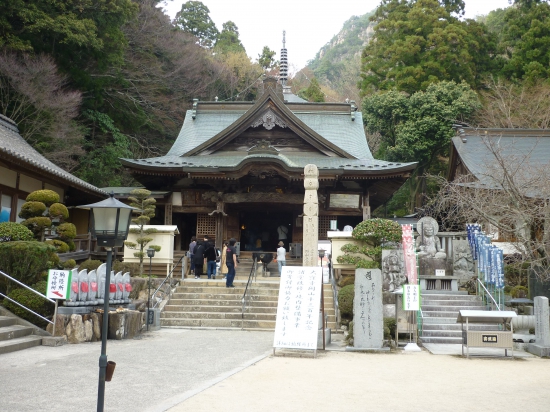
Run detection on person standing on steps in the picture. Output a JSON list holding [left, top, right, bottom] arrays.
[[277, 241, 286, 276], [188, 236, 196, 275], [204, 236, 217, 280], [193, 239, 205, 279], [226, 238, 238, 288], [220, 240, 229, 280]]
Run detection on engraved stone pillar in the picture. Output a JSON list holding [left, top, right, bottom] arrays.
[[302, 164, 319, 267], [535, 296, 550, 346]]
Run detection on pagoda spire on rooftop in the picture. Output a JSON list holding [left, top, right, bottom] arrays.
[[279, 30, 288, 86]]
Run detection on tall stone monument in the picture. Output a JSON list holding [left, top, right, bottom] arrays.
[[353, 269, 384, 349], [527, 296, 550, 357], [302, 164, 319, 267]]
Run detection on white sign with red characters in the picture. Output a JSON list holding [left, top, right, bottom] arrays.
[[46, 269, 76, 299]]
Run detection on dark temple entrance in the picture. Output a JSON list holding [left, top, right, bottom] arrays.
[[239, 210, 292, 252]]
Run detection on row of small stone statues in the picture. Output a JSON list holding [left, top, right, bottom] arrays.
[[64, 263, 132, 306]]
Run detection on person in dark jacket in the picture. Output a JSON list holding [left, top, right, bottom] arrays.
[[204, 237, 217, 279], [193, 240, 206, 279]]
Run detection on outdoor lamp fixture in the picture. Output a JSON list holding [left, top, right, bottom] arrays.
[[77, 193, 136, 412], [146, 247, 156, 331], [318, 249, 326, 267]]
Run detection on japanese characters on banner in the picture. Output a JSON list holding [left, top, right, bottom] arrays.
[[273, 266, 322, 350], [403, 284, 420, 311], [46, 269, 76, 299], [466, 224, 504, 289], [401, 224, 417, 284]]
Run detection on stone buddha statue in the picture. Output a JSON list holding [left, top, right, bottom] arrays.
[[416, 217, 446, 259]]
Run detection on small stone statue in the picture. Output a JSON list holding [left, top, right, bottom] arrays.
[[416, 217, 446, 259], [382, 249, 406, 292]]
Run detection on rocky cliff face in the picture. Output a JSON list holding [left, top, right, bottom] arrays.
[[306, 12, 376, 103]]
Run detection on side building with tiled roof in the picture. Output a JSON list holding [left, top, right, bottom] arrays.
[[0, 114, 107, 233], [121, 78, 417, 251]]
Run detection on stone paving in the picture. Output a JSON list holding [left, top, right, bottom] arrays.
[[0, 328, 548, 412]]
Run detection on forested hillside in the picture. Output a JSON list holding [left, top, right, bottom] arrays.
[[0, 0, 276, 187]]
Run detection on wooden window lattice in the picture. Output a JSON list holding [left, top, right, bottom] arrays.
[[319, 216, 330, 240], [197, 214, 216, 236]]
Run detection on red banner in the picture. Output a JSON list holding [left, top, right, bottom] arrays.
[[402, 225, 417, 284]]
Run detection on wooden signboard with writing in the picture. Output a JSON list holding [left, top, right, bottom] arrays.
[[273, 266, 322, 355]]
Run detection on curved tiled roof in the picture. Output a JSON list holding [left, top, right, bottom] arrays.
[[0, 114, 107, 197]]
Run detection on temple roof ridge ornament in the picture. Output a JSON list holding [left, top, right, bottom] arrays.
[[251, 108, 287, 130]]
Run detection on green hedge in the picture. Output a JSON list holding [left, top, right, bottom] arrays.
[[338, 284, 354, 317], [0, 241, 56, 291], [3, 280, 54, 327], [0, 222, 34, 242]]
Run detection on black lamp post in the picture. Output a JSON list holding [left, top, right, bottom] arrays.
[[146, 247, 155, 331], [78, 193, 136, 412]]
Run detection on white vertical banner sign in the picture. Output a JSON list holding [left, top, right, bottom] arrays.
[[403, 284, 420, 311], [401, 224, 417, 284], [46, 269, 75, 299], [273, 266, 322, 351]]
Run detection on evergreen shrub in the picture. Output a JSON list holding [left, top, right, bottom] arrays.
[[338, 284, 354, 317], [26, 190, 59, 206], [78, 259, 102, 272], [18, 201, 46, 219], [0, 241, 55, 291], [0, 222, 34, 242], [56, 223, 76, 240], [45, 239, 69, 253], [3, 280, 54, 327], [62, 259, 77, 269], [113, 260, 139, 277], [49, 203, 69, 220]]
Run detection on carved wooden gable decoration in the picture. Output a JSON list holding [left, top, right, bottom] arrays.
[[184, 88, 355, 159]]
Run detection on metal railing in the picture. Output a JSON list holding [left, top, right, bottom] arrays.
[[241, 257, 258, 329], [329, 259, 340, 327], [0, 270, 55, 326], [417, 307, 424, 338], [151, 255, 185, 309], [476, 278, 502, 311]]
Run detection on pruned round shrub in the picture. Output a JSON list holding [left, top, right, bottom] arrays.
[[18, 201, 46, 219], [352, 218, 402, 245], [0, 222, 34, 242], [112, 260, 140, 277], [338, 284, 354, 317], [384, 317, 397, 339], [0, 241, 56, 291], [45, 239, 70, 253], [510, 285, 528, 299], [3, 280, 54, 327], [22, 216, 52, 235], [62, 259, 77, 269], [56, 222, 76, 240], [78, 259, 102, 272], [338, 275, 355, 288], [49, 203, 69, 220], [26, 190, 59, 206]]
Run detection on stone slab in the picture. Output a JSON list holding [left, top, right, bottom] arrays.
[[525, 343, 550, 357], [354, 268, 383, 349], [317, 328, 331, 349], [534, 296, 550, 346], [58, 306, 94, 315], [41, 336, 66, 347]]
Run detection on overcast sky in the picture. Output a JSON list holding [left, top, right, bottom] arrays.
[[158, 0, 512, 71]]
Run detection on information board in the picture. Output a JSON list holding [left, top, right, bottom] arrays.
[[273, 266, 322, 350], [46, 269, 75, 299]]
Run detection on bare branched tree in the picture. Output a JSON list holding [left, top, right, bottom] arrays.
[[426, 134, 550, 280], [0, 52, 84, 171]]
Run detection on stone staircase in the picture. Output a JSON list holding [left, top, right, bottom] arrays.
[[0, 315, 43, 355], [420, 292, 500, 344], [161, 278, 337, 331]]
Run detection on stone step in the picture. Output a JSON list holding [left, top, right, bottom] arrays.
[[0, 335, 42, 355], [419, 336, 464, 344], [422, 305, 486, 312], [0, 316, 17, 327], [160, 318, 276, 329], [421, 330, 463, 338], [174, 287, 279, 296], [421, 310, 461, 318], [169, 299, 280, 307], [422, 323, 501, 331], [163, 305, 277, 313], [170, 292, 280, 301], [420, 299, 482, 306], [161, 311, 337, 322], [421, 294, 478, 301], [421, 317, 457, 324], [0, 325, 35, 341]]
